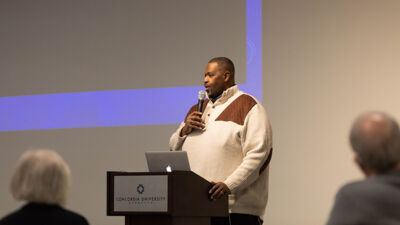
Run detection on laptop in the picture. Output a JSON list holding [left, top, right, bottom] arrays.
[[145, 151, 191, 172]]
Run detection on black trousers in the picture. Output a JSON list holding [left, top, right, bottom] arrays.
[[210, 213, 263, 225]]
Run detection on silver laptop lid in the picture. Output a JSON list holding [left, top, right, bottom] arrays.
[[145, 151, 190, 172]]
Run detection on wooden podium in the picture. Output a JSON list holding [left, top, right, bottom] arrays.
[[107, 171, 228, 225]]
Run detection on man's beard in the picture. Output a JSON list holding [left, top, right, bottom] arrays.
[[207, 88, 223, 99]]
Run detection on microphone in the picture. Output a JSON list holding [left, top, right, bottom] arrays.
[[197, 91, 206, 113]]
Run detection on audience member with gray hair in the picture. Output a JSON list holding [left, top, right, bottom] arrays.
[[327, 111, 400, 225], [0, 149, 89, 225]]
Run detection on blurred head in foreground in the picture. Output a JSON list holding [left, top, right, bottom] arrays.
[[10, 149, 71, 206], [350, 111, 400, 176]]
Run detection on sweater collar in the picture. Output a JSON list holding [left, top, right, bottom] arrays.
[[207, 85, 238, 105]]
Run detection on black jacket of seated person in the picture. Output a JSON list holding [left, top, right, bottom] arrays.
[[0, 202, 89, 225]]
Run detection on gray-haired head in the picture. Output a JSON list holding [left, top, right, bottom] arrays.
[[10, 149, 71, 206], [350, 112, 400, 174]]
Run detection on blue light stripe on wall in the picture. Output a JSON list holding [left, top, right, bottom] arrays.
[[243, 0, 262, 101], [0, 0, 261, 131]]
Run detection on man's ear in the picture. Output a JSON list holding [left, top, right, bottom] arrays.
[[223, 72, 230, 82]]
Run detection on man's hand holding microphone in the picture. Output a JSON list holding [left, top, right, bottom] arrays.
[[180, 91, 206, 136]]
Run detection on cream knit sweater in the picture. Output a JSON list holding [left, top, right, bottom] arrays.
[[169, 85, 272, 217]]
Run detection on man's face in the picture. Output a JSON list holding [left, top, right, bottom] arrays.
[[204, 62, 227, 98]]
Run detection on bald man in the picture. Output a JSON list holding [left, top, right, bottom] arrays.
[[327, 112, 400, 225]]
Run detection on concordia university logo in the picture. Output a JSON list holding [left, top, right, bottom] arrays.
[[137, 184, 144, 194]]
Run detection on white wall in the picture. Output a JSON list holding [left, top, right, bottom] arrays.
[[263, 1, 400, 224]]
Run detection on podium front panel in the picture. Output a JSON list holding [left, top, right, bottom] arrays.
[[114, 175, 168, 212], [107, 172, 172, 215], [107, 171, 228, 217]]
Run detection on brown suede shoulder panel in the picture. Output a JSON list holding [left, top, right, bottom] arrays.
[[184, 99, 209, 121], [215, 94, 257, 125]]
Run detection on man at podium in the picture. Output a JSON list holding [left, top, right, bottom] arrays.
[[169, 57, 273, 225]]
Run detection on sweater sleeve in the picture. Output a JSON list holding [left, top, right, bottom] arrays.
[[223, 103, 272, 193], [169, 122, 187, 151]]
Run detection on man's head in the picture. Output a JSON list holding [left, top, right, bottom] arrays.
[[204, 57, 235, 98], [350, 112, 400, 176], [10, 149, 71, 206]]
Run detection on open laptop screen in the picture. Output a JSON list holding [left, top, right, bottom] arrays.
[[145, 151, 191, 172]]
